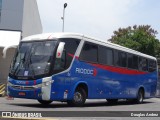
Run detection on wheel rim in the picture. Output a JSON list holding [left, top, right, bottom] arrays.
[[74, 92, 83, 103], [139, 91, 143, 102]]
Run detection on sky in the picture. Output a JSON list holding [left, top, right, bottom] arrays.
[[37, 0, 160, 40]]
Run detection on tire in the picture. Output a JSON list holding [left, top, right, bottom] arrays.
[[134, 89, 144, 104], [67, 88, 86, 107], [107, 99, 118, 104], [38, 100, 53, 105]]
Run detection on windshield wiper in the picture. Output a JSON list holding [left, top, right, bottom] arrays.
[[14, 52, 26, 76], [27, 52, 36, 78]]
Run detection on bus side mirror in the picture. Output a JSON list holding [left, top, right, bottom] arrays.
[[56, 42, 65, 58]]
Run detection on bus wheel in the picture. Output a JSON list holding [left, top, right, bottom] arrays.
[[135, 89, 144, 104], [67, 88, 86, 107], [38, 100, 52, 105], [107, 99, 118, 104]]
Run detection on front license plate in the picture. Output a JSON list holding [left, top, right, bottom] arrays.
[[18, 92, 26, 96]]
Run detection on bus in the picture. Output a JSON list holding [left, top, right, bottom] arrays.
[[7, 33, 157, 106]]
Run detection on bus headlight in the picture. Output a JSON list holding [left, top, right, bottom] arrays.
[[34, 80, 54, 88], [42, 80, 53, 86], [7, 81, 13, 86]]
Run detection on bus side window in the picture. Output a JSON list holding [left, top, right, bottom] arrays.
[[132, 55, 138, 69], [114, 50, 127, 67], [114, 50, 119, 66], [127, 54, 138, 70], [98, 47, 113, 66], [53, 38, 80, 72], [80, 42, 98, 63], [119, 52, 127, 67], [128, 54, 133, 69], [148, 60, 156, 72], [54, 50, 66, 70], [139, 57, 148, 71], [59, 38, 80, 68]]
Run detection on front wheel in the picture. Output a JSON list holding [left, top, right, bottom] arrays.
[[38, 100, 53, 105], [67, 88, 86, 107], [134, 89, 144, 104]]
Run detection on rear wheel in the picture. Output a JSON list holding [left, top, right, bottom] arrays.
[[107, 99, 118, 104], [38, 100, 52, 105], [67, 88, 86, 107]]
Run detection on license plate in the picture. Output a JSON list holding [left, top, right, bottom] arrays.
[[18, 92, 25, 96]]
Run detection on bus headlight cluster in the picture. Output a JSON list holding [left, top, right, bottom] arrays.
[[7, 79, 54, 89], [7, 81, 13, 86], [34, 80, 54, 88]]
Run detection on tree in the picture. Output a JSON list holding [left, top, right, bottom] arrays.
[[109, 25, 160, 57]]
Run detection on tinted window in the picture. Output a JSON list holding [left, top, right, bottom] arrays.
[[127, 54, 138, 69], [148, 60, 156, 72], [119, 52, 127, 67], [114, 50, 119, 66], [128, 54, 133, 68], [139, 57, 148, 71], [133, 55, 138, 69], [54, 38, 80, 71], [99, 47, 113, 65], [61, 38, 80, 68], [114, 50, 127, 67], [80, 42, 98, 63]]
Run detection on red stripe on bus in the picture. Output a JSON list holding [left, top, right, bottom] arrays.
[[47, 34, 52, 39], [67, 53, 79, 59], [90, 63, 147, 75], [34, 80, 36, 85], [68, 53, 74, 57]]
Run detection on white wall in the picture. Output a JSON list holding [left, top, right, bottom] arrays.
[[0, 47, 15, 84], [0, 0, 23, 30], [22, 0, 42, 37]]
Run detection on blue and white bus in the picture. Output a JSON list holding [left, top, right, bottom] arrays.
[[7, 33, 157, 106]]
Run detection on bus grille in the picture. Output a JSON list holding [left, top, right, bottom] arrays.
[[12, 85, 35, 90]]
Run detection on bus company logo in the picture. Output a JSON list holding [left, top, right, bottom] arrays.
[[76, 68, 97, 76], [93, 68, 97, 76], [16, 81, 26, 85]]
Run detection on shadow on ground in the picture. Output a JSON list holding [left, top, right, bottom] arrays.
[[8, 100, 153, 109]]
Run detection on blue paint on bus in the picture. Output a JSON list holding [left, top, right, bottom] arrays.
[[8, 58, 157, 100]]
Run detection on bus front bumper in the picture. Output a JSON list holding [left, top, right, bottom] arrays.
[[8, 86, 42, 99], [7, 77, 53, 100]]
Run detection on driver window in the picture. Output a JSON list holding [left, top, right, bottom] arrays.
[[54, 51, 66, 70]]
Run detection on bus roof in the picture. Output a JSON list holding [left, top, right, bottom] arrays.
[[22, 32, 156, 60]]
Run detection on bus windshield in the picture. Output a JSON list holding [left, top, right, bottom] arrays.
[[10, 40, 57, 79]]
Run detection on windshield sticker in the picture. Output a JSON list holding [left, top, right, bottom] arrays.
[[24, 71, 29, 76], [45, 43, 51, 46]]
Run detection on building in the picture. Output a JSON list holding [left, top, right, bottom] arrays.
[[0, 0, 42, 95]]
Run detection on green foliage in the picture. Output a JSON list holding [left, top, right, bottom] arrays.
[[109, 25, 160, 57]]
